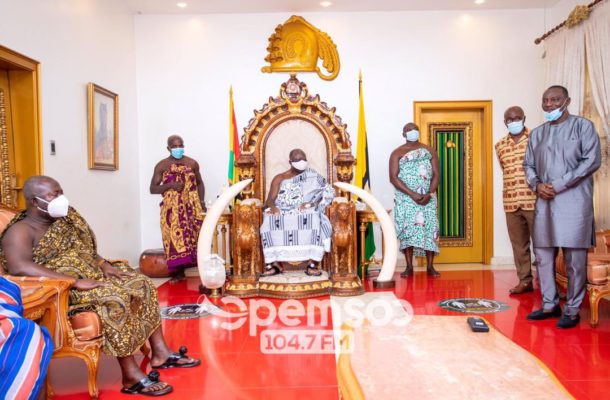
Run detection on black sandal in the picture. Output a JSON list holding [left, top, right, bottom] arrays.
[[305, 264, 322, 277], [261, 265, 282, 277], [121, 371, 173, 396], [151, 346, 201, 369]]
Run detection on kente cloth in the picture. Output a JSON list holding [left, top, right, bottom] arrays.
[[393, 148, 440, 256], [260, 168, 335, 263], [0, 277, 53, 400], [160, 163, 204, 272], [495, 129, 537, 212], [0, 209, 161, 357], [524, 115, 602, 248]]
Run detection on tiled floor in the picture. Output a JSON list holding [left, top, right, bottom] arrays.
[[51, 268, 610, 399]]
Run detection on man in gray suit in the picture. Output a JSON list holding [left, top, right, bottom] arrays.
[[524, 85, 601, 329]]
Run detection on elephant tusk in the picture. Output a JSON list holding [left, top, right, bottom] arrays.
[[333, 182, 397, 283], [197, 179, 253, 280]]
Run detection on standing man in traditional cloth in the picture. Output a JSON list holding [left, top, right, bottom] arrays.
[[150, 135, 206, 283], [260, 149, 335, 277], [390, 122, 441, 277], [0, 276, 53, 400], [496, 106, 537, 294], [1, 176, 200, 396], [524, 85, 601, 329]]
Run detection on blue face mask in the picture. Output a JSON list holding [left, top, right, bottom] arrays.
[[404, 130, 420, 142], [543, 99, 568, 122], [170, 147, 185, 159], [507, 120, 524, 135]]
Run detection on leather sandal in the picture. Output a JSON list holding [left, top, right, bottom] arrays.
[[262, 265, 282, 277], [121, 371, 173, 396], [305, 264, 322, 277], [151, 346, 201, 369]]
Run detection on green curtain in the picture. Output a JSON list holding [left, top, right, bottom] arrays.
[[436, 131, 464, 239]]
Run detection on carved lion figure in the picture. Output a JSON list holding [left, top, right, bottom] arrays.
[[330, 202, 354, 276], [234, 204, 261, 277]]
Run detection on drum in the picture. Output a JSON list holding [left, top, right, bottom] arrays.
[[139, 248, 170, 278]]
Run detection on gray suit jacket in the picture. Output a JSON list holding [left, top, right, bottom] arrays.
[[524, 115, 601, 248]]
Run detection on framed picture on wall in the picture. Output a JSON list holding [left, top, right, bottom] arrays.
[[87, 83, 118, 170]]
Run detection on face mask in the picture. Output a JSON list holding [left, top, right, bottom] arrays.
[[291, 160, 308, 171], [543, 99, 568, 122], [36, 195, 70, 218], [404, 130, 420, 142], [507, 120, 524, 135], [170, 148, 185, 159]]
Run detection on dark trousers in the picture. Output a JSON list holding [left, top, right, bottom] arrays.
[[505, 208, 534, 285]]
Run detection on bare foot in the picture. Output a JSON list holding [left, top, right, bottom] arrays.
[[426, 266, 440, 277], [400, 266, 413, 277]]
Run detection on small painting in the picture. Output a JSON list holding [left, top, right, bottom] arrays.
[[88, 83, 118, 170]]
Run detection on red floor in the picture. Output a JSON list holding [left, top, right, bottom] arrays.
[[51, 269, 610, 399]]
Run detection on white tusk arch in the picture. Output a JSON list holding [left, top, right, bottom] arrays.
[[333, 182, 397, 283], [197, 179, 253, 280]]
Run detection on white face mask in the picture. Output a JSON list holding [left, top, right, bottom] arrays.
[[36, 195, 70, 218], [404, 129, 420, 142], [291, 160, 308, 171]]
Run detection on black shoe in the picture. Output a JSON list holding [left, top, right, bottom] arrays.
[[527, 305, 562, 320], [556, 314, 580, 329]]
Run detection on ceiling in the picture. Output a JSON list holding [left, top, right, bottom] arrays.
[[127, 0, 561, 15]]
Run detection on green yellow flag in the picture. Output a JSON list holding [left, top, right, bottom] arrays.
[[228, 86, 240, 185], [354, 72, 376, 275]]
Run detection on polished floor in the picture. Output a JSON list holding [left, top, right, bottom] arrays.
[[50, 268, 610, 399]]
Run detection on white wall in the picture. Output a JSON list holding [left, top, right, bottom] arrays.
[[135, 9, 548, 262], [0, 0, 142, 265]]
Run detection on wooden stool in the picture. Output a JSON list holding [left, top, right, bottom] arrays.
[[139, 249, 170, 278]]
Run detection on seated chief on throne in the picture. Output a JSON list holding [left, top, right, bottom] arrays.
[[260, 148, 335, 277]]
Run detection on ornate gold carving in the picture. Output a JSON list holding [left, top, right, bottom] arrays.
[[262, 16, 340, 81], [233, 203, 262, 278], [0, 89, 14, 207], [329, 202, 355, 276], [236, 76, 354, 200], [566, 5, 591, 28], [427, 122, 474, 248]]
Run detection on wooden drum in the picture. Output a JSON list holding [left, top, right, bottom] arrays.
[[139, 248, 170, 278]]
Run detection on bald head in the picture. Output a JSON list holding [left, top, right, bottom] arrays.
[[504, 106, 525, 123], [167, 135, 184, 148], [289, 149, 306, 162], [403, 122, 419, 134], [23, 175, 62, 209]]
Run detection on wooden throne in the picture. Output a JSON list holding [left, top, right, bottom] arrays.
[[225, 75, 364, 298]]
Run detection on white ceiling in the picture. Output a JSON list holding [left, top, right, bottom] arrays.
[[127, 0, 561, 15]]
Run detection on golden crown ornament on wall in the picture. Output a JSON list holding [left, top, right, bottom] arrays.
[[262, 15, 340, 81]]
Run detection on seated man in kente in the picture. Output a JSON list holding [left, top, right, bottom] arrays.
[[260, 149, 335, 277], [0, 176, 200, 397]]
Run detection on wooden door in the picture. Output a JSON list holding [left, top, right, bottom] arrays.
[[415, 101, 493, 264], [0, 45, 42, 209]]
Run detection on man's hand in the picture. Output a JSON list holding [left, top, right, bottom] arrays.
[[267, 206, 280, 215], [74, 279, 108, 291], [536, 183, 556, 200], [101, 262, 133, 280], [417, 194, 432, 206], [165, 181, 184, 193]]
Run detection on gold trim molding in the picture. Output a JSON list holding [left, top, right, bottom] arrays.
[[0, 89, 14, 207]]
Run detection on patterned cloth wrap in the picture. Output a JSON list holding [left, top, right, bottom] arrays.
[[160, 163, 204, 272], [0, 276, 53, 399], [0, 209, 161, 357], [260, 168, 335, 263], [393, 148, 440, 256]]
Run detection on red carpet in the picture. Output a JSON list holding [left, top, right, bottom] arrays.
[[50, 269, 610, 399]]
